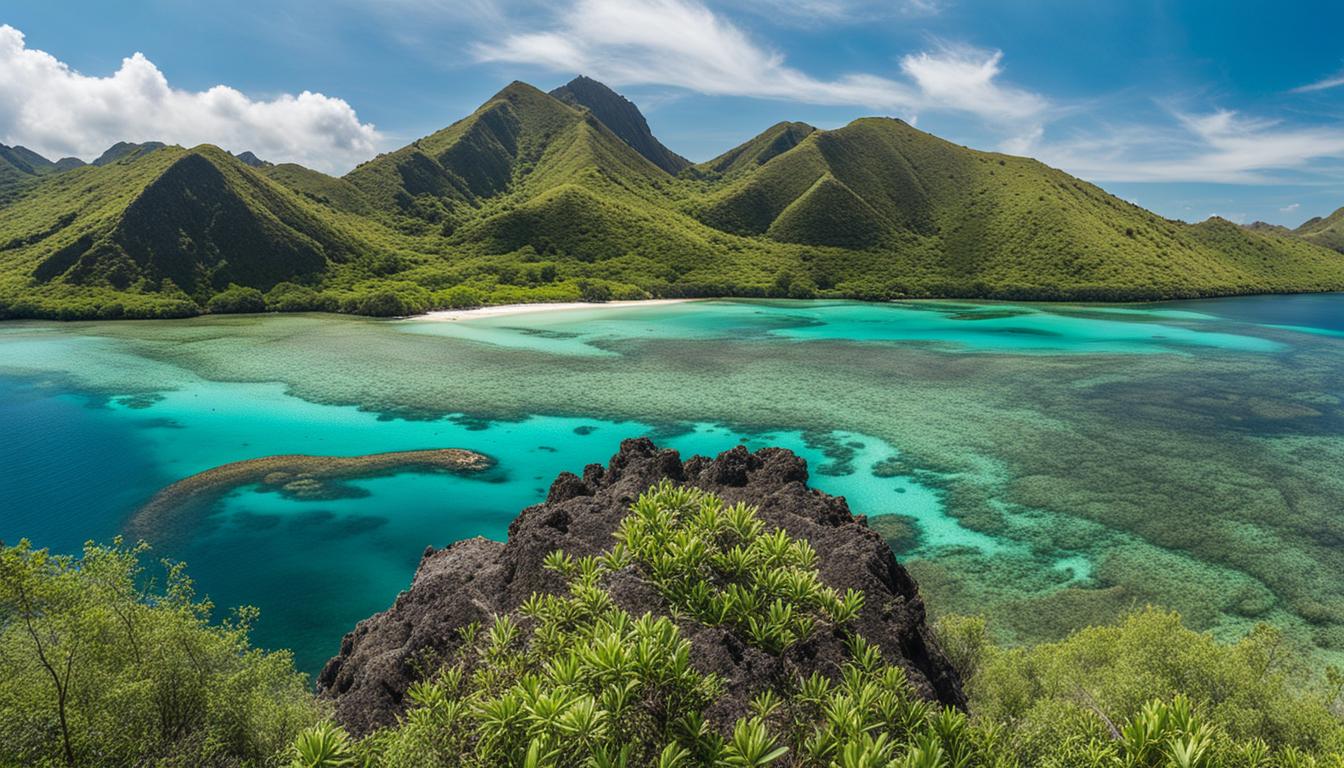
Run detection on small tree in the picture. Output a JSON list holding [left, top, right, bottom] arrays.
[[0, 539, 320, 766]]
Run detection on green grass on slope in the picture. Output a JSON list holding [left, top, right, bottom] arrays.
[[1297, 206, 1344, 253], [696, 121, 817, 180], [344, 81, 585, 230], [550, 75, 691, 174], [0, 145, 415, 318], [263, 163, 376, 215], [3, 79, 1344, 320], [697, 117, 1344, 300], [0, 145, 59, 206]]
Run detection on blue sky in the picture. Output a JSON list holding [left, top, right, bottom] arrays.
[[3, 0, 1344, 225]]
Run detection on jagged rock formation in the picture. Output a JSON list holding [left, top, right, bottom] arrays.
[[318, 438, 964, 735]]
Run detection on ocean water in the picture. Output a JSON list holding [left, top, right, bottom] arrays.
[[3, 297, 1344, 673]]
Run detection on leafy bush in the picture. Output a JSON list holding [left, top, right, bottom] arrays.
[[576, 280, 612, 303], [207, 283, 268, 314], [938, 608, 1344, 765], [0, 539, 321, 767], [266, 282, 328, 312], [299, 482, 992, 766], [5, 489, 1344, 767], [288, 485, 1344, 767]]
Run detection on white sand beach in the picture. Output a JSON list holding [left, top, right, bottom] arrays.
[[412, 298, 697, 322]]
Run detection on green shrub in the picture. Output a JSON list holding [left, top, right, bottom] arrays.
[[294, 485, 1344, 767], [207, 284, 267, 314], [437, 285, 483, 309], [0, 539, 321, 766], [308, 482, 989, 767], [940, 608, 1344, 765], [266, 282, 324, 312], [577, 280, 613, 303]]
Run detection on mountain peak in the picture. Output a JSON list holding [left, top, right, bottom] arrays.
[[93, 141, 167, 166], [233, 150, 270, 168], [549, 76, 690, 174], [700, 121, 816, 178], [491, 80, 549, 102]]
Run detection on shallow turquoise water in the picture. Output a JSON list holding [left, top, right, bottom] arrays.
[[4, 296, 1344, 672], [401, 299, 1282, 356]]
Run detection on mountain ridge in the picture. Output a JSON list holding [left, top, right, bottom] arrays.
[[549, 75, 691, 174], [3, 76, 1344, 320]]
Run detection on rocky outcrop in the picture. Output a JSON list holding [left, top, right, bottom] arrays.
[[318, 438, 965, 735]]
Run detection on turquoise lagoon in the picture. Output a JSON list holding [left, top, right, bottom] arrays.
[[4, 297, 1344, 673]]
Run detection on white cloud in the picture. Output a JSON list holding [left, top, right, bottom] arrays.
[[739, 0, 946, 22], [900, 45, 1046, 122], [473, 0, 1044, 131], [1281, 202, 1301, 213], [1028, 108, 1344, 184], [0, 25, 380, 173], [1291, 68, 1344, 94]]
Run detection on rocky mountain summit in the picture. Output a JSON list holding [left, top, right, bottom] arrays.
[[318, 438, 964, 735]]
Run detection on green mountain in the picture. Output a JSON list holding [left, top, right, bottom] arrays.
[[3, 77, 1343, 319], [0, 144, 383, 317], [92, 141, 167, 166], [549, 75, 690, 174], [0, 144, 84, 204], [233, 150, 271, 168], [1296, 206, 1344, 253], [696, 121, 816, 179]]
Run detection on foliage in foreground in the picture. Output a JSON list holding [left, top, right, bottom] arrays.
[[5, 485, 1344, 766], [0, 539, 321, 767], [939, 610, 1344, 767], [290, 483, 1344, 767]]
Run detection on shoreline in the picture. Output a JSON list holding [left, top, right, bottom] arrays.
[[410, 298, 697, 322]]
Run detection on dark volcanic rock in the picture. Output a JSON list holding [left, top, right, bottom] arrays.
[[318, 438, 965, 735]]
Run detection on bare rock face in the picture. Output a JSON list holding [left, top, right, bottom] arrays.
[[318, 438, 965, 735]]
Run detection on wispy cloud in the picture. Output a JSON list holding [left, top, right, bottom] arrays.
[[0, 25, 379, 173], [1291, 67, 1344, 94], [1029, 108, 1344, 184], [473, 0, 1044, 132], [1281, 202, 1301, 213], [738, 0, 947, 23]]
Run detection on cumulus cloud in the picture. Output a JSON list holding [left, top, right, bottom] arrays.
[[0, 25, 380, 173], [474, 0, 1044, 132]]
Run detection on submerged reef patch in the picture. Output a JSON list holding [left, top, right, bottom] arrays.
[[125, 449, 492, 544]]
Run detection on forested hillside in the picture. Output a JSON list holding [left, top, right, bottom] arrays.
[[3, 78, 1343, 320]]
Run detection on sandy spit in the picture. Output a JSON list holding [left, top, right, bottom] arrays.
[[410, 298, 697, 322]]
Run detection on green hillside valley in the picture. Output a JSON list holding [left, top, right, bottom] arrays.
[[3, 77, 1344, 320]]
